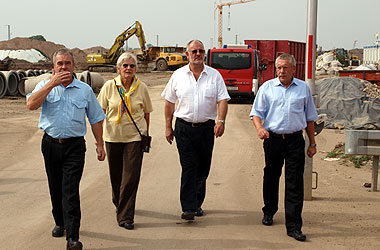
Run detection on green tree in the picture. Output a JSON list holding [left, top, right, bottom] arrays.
[[29, 35, 46, 41]]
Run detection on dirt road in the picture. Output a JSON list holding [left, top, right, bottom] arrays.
[[0, 72, 379, 250]]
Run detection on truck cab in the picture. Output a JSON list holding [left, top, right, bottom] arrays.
[[207, 45, 263, 101]]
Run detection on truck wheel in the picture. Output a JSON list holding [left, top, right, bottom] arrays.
[[156, 59, 168, 71]]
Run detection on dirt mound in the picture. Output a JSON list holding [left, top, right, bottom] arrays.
[[0, 37, 88, 70]]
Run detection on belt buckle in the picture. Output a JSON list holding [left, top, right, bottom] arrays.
[[58, 138, 65, 144], [191, 123, 197, 127], [282, 134, 286, 139]]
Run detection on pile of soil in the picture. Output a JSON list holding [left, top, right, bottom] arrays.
[[0, 37, 90, 70]]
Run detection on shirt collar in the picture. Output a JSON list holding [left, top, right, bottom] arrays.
[[65, 75, 81, 89], [185, 63, 208, 76], [274, 77, 297, 87]]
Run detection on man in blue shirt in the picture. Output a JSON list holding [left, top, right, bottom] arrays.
[[27, 48, 106, 250], [250, 54, 318, 241]]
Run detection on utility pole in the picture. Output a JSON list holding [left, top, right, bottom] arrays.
[[156, 35, 159, 46], [6, 25, 11, 40], [235, 34, 238, 44], [304, 0, 318, 201], [215, 0, 256, 48]]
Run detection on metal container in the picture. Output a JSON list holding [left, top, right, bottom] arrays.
[[345, 129, 380, 191], [244, 40, 306, 84], [363, 46, 380, 64]]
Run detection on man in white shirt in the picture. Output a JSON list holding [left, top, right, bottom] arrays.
[[162, 40, 230, 220]]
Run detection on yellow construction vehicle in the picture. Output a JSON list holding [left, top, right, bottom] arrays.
[[87, 21, 187, 72], [146, 46, 188, 71], [87, 21, 147, 72]]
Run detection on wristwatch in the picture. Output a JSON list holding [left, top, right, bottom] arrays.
[[309, 144, 317, 147], [218, 120, 225, 124]]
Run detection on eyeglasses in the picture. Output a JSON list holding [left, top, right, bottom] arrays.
[[190, 49, 205, 54], [122, 63, 136, 68]]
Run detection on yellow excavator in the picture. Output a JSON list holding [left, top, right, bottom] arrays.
[[87, 21, 187, 72], [87, 21, 147, 72]]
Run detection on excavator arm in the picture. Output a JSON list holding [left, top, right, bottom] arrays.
[[106, 21, 148, 63]]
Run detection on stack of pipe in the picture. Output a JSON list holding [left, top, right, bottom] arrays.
[[0, 70, 104, 98]]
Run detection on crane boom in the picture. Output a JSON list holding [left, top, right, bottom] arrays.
[[215, 0, 256, 48]]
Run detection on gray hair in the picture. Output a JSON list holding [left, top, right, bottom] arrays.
[[117, 52, 138, 68], [186, 40, 204, 52], [275, 54, 296, 67], [52, 48, 75, 64]]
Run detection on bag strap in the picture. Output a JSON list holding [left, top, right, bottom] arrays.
[[114, 79, 146, 138]]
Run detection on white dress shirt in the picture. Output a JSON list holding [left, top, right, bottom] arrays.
[[161, 64, 230, 123]]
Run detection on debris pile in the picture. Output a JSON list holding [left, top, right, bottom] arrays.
[[316, 52, 344, 75], [362, 80, 380, 99], [316, 77, 380, 129]]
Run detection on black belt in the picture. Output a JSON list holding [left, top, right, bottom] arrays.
[[44, 133, 83, 144], [269, 130, 302, 139], [177, 118, 214, 128]]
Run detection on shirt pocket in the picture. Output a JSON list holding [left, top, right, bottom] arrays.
[[290, 97, 305, 113], [45, 94, 61, 109], [72, 100, 87, 123], [205, 84, 216, 98]]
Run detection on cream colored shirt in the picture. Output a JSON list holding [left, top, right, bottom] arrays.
[[97, 76, 153, 143]]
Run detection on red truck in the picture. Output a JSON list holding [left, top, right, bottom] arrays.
[[206, 40, 306, 101], [206, 45, 262, 101]]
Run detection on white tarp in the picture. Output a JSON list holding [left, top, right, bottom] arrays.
[[0, 49, 48, 63]]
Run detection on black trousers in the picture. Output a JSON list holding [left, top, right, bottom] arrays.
[[262, 132, 305, 232], [41, 133, 86, 240], [174, 118, 215, 212], [105, 141, 143, 225]]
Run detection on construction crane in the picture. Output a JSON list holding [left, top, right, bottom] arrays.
[[215, 0, 256, 48]]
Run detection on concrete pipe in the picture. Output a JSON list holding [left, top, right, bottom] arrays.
[[33, 70, 41, 76], [74, 72, 82, 81], [0, 72, 7, 99], [1, 71, 19, 96], [16, 70, 27, 82], [82, 71, 92, 86], [18, 78, 26, 96], [89, 72, 104, 89], [39, 70, 45, 75], [24, 73, 52, 96], [26, 70, 36, 77]]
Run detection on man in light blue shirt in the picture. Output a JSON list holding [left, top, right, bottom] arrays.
[[27, 48, 106, 250], [250, 54, 318, 241]]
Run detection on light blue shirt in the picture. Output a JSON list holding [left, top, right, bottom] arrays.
[[250, 77, 318, 134], [27, 77, 106, 138]]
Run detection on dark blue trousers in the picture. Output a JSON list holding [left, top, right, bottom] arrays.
[[262, 133, 305, 232], [42, 133, 86, 240], [174, 119, 215, 212]]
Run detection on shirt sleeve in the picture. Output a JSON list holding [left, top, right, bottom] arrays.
[[215, 72, 231, 102], [97, 80, 110, 111], [305, 86, 319, 121], [142, 84, 153, 113], [250, 84, 267, 119], [86, 86, 106, 125], [161, 74, 177, 103], [26, 80, 48, 101]]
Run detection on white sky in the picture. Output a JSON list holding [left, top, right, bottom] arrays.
[[1, 0, 379, 51]]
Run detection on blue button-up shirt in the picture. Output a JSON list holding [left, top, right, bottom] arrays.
[[27, 78, 106, 138], [250, 77, 318, 134]]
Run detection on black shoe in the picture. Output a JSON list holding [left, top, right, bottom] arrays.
[[287, 230, 306, 241], [195, 207, 204, 217], [66, 238, 83, 250], [120, 222, 134, 230], [181, 211, 195, 220], [262, 214, 273, 226], [52, 225, 65, 237]]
